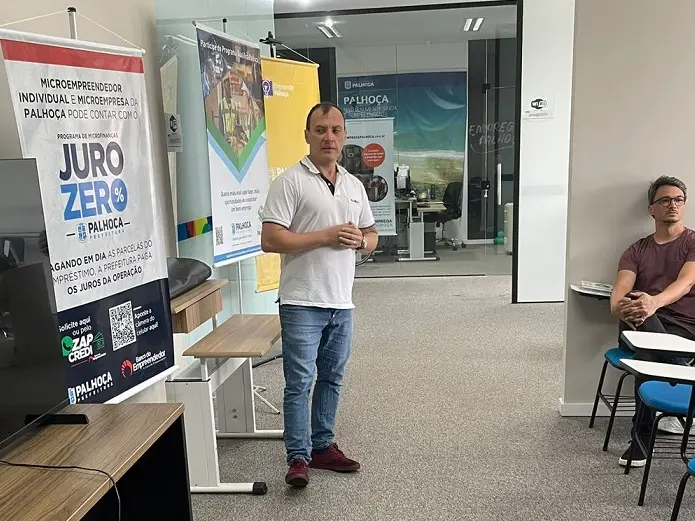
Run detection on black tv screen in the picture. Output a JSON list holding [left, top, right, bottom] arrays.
[[0, 158, 68, 451]]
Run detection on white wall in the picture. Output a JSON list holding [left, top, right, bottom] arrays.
[[336, 41, 468, 76], [515, 0, 575, 302], [562, 0, 695, 414]]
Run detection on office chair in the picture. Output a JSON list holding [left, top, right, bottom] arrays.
[[423, 181, 465, 250]]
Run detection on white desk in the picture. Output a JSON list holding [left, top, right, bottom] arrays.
[[621, 331, 695, 357], [620, 359, 695, 384], [395, 198, 440, 262], [166, 314, 283, 495]]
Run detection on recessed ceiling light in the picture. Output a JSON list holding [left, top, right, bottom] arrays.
[[463, 17, 484, 31], [316, 18, 342, 38], [317, 24, 334, 38]]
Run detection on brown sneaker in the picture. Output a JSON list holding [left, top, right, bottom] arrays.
[[285, 459, 309, 488], [309, 444, 360, 472]]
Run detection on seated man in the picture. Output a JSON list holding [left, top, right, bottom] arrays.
[[610, 176, 695, 467]]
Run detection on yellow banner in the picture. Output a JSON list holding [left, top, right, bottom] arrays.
[[256, 57, 320, 293]]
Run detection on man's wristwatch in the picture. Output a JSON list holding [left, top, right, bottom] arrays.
[[359, 236, 367, 250]]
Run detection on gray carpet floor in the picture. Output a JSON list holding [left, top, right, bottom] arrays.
[[193, 276, 694, 521]]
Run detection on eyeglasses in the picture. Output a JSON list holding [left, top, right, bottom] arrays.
[[653, 196, 686, 208]]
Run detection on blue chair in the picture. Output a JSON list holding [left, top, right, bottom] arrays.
[[668, 388, 695, 521], [589, 347, 636, 451], [672, 457, 695, 520], [625, 381, 694, 507]]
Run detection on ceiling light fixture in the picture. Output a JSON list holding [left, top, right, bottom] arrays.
[[463, 17, 484, 31], [317, 24, 334, 38], [316, 18, 342, 39]]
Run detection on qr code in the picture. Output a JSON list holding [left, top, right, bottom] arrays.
[[109, 301, 136, 351], [215, 225, 224, 246]]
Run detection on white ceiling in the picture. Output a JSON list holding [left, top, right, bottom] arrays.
[[274, 0, 511, 14], [274, 5, 517, 48]]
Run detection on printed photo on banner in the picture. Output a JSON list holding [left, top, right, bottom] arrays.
[[339, 72, 467, 202], [196, 25, 269, 266], [0, 29, 174, 404], [199, 34, 264, 158], [342, 118, 396, 236]]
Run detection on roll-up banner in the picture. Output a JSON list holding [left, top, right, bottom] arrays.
[[342, 118, 396, 236], [255, 56, 320, 292], [0, 28, 175, 404], [195, 24, 269, 267]]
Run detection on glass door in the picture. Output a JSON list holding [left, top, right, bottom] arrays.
[[467, 35, 517, 275]]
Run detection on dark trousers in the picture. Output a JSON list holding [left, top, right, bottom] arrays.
[[618, 315, 694, 443]]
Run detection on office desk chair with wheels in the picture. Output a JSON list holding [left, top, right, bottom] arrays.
[[423, 181, 465, 250]]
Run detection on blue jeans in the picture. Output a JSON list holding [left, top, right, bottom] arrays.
[[279, 304, 353, 464]]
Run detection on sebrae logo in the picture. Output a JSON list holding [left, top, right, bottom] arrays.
[[262, 79, 273, 96], [61, 332, 105, 366]]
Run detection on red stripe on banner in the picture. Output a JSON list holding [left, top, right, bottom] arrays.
[[0, 39, 143, 73]]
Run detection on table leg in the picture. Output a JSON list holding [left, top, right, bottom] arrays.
[[165, 378, 268, 494], [395, 201, 438, 262], [217, 358, 283, 439]]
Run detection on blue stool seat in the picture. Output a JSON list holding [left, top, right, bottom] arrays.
[[687, 459, 695, 475], [605, 347, 635, 368], [639, 381, 694, 415]]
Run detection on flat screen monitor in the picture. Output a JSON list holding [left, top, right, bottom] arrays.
[[0, 158, 67, 452]]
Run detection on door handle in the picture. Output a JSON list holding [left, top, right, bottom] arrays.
[[481, 179, 490, 199], [496, 163, 502, 206]]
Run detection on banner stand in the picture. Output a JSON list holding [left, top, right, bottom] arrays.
[[70, 6, 178, 404], [0, 9, 176, 404], [215, 20, 282, 412], [67, 7, 78, 39]]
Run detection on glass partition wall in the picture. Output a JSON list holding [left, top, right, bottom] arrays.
[[274, 4, 518, 277]]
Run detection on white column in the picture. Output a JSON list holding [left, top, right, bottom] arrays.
[[515, 0, 575, 302]]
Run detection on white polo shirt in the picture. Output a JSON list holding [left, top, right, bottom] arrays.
[[262, 156, 375, 309]]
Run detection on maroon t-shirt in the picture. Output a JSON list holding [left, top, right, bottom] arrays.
[[618, 228, 695, 336]]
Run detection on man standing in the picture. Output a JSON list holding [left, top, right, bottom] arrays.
[[610, 176, 695, 467], [261, 102, 378, 488]]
